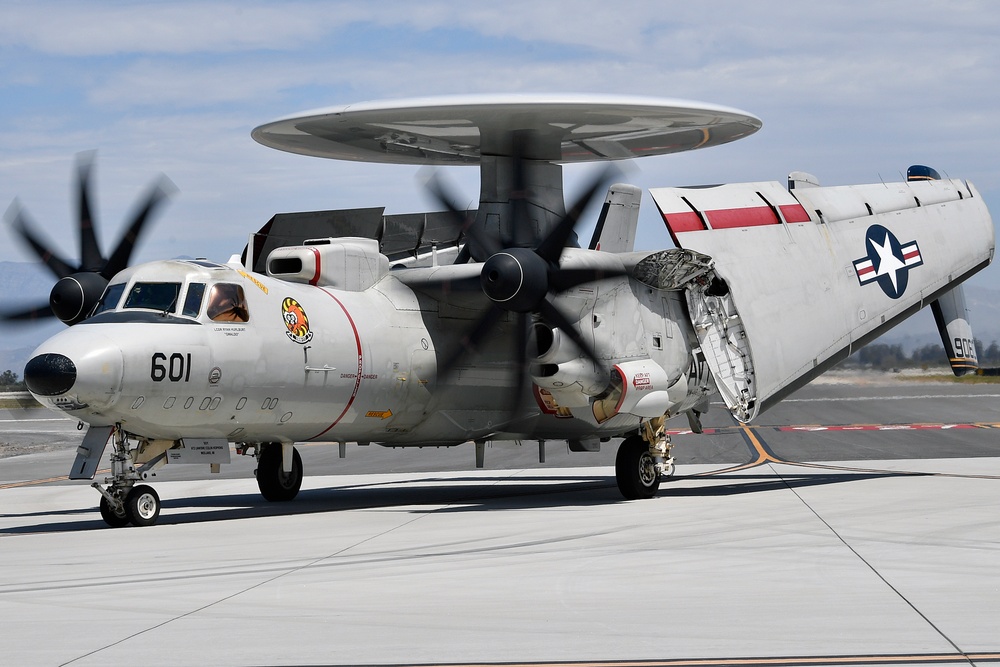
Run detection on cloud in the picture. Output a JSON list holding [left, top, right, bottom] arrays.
[[1, 0, 998, 277], [0, 2, 370, 56]]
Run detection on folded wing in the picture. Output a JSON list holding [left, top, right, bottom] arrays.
[[650, 175, 994, 420]]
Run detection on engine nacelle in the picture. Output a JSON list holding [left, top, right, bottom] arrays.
[[529, 322, 608, 407], [592, 358, 687, 423], [610, 359, 674, 417], [266, 237, 389, 291], [532, 357, 608, 408]]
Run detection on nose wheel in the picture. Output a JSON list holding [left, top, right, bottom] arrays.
[[124, 485, 161, 526], [97, 484, 162, 528], [99, 494, 130, 528]]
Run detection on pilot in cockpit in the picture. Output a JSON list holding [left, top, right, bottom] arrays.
[[206, 283, 249, 322]]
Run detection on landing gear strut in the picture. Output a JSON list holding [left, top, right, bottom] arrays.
[[614, 417, 675, 500], [93, 426, 164, 527]]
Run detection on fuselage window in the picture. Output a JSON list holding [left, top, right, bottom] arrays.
[[92, 283, 127, 316], [182, 283, 206, 318], [124, 282, 181, 313], [206, 283, 250, 322]]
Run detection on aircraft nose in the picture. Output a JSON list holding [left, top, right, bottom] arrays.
[[24, 353, 77, 396], [26, 328, 125, 413]]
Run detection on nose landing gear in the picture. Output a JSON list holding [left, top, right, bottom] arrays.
[[93, 426, 165, 528]]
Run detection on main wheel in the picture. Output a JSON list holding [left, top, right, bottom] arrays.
[[257, 445, 303, 502], [124, 485, 161, 527], [100, 495, 129, 528], [615, 435, 661, 500]]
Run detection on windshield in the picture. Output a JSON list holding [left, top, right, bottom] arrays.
[[92, 283, 127, 316], [182, 283, 206, 318], [123, 282, 181, 313]]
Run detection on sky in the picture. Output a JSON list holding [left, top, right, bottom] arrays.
[[1, 0, 999, 290]]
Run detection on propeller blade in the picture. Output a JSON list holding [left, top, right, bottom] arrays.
[[505, 312, 534, 420], [437, 304, 505, 382], [102, 176, 175, 279], [537, 297, 602, 368], [6, 203, 76, 279], [424, 171, 500, 259], [1, 301, 55, 322], [76, 152, 104, 271], [535, 165, 618, 264], [549, 265, 629, 293]]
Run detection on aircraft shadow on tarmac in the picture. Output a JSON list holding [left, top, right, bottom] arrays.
[[1, 466, 918, 535]]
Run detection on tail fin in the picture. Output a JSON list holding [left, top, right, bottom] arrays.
[[589, 184, 641, 253], [931, 286, 978, 376]]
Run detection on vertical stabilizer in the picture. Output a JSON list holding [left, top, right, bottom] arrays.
[[589, 184, 641, 253], [930, 287, 978, 375]]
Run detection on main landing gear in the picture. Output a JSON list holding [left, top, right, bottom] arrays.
[[615, 417, 675, 500], [254, 443, 303, 502]]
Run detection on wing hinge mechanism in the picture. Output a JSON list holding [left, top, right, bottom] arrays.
[[633, 249, 758, 422]]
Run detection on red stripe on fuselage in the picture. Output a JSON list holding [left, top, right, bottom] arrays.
[[307, 247, 322, 286], [308, 290, 363, 440]]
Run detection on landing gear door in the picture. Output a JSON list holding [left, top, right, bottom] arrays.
[[685, 274, 758, 423], [69, 425, 114, 480]]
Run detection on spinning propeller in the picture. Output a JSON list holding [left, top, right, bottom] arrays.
[[425, 152, 625, 410], [3, 153, 174, 325]]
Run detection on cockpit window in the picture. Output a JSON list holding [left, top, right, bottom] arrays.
[[92, 283, 127, 316], [124, 282, 181, 313], [182, 283, 206, 318], [206, 283, 249, 322]]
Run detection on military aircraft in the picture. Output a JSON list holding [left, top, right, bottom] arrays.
[[5, 94, 994, 527]]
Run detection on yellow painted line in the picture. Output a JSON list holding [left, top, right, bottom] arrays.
[[740, 424, 781, 465], [0, 468, 110, 490], [0, 475, 71, 490], [692, 426, 783, 477]]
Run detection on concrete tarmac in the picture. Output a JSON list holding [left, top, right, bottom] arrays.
[[2, 373, 1000, 666]]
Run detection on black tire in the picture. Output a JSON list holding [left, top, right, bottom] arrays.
[[100, 495, 130, 528], [257, 445, 303, 502], [124, 485, 161, 527], [615, 435, 661, 500]]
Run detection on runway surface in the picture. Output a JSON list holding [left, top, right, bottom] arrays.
[[2, 373, 1000, 666]]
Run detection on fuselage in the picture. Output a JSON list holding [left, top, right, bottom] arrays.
[[25, 256, 701, 448]]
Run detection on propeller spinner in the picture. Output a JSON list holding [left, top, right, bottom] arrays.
[[3, 153, 174, 325]]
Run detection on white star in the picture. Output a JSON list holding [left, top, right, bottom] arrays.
[[871, 233, 905, 291]]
